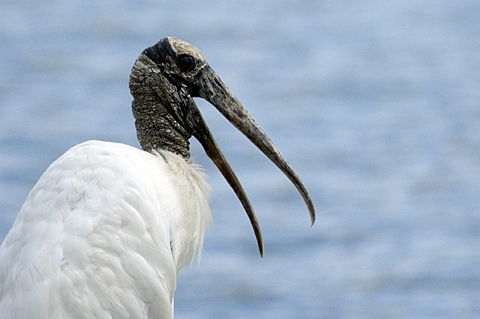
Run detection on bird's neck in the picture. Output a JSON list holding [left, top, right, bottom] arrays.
[[130, 54, 192, 158], [131, 97, 192, 158]]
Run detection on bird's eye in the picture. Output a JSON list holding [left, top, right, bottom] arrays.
[[177, 54, 196, 72]]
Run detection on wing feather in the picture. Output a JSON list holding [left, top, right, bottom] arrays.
[[0, 140, 211, 318]]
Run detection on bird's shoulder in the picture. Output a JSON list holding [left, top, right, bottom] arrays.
[[0, 141, 186, 318]]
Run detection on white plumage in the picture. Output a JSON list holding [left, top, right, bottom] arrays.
[[0, 37, 314, 318], [0, 141, 211, 318]]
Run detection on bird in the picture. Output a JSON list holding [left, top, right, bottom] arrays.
[[0, 37, 315, 318]]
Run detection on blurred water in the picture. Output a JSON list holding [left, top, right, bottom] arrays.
[[1, 0, 480, 318]]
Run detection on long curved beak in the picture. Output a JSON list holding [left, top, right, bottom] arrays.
[[186, 64, 316, 257]]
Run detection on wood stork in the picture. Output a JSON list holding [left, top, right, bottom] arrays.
[[0, 37, 315, 318]]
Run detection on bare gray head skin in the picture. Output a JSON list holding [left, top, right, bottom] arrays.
[[129, 37, 315, 256]]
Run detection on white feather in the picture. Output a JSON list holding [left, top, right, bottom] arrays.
[[0, 140, 211, 318]]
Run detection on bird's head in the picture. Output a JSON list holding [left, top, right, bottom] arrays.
[[130, 37, 315, 256]]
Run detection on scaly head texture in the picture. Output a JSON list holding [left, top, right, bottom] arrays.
[[129, 37, 209, 159], [129, 52, 192, 158]]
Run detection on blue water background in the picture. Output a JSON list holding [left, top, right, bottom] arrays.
[[1, 0, 480, 318]]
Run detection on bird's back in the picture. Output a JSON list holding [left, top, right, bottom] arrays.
[[0, 140, 211, 318]]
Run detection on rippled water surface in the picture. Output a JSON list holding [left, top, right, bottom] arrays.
[[1, 0, 480, 318]]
